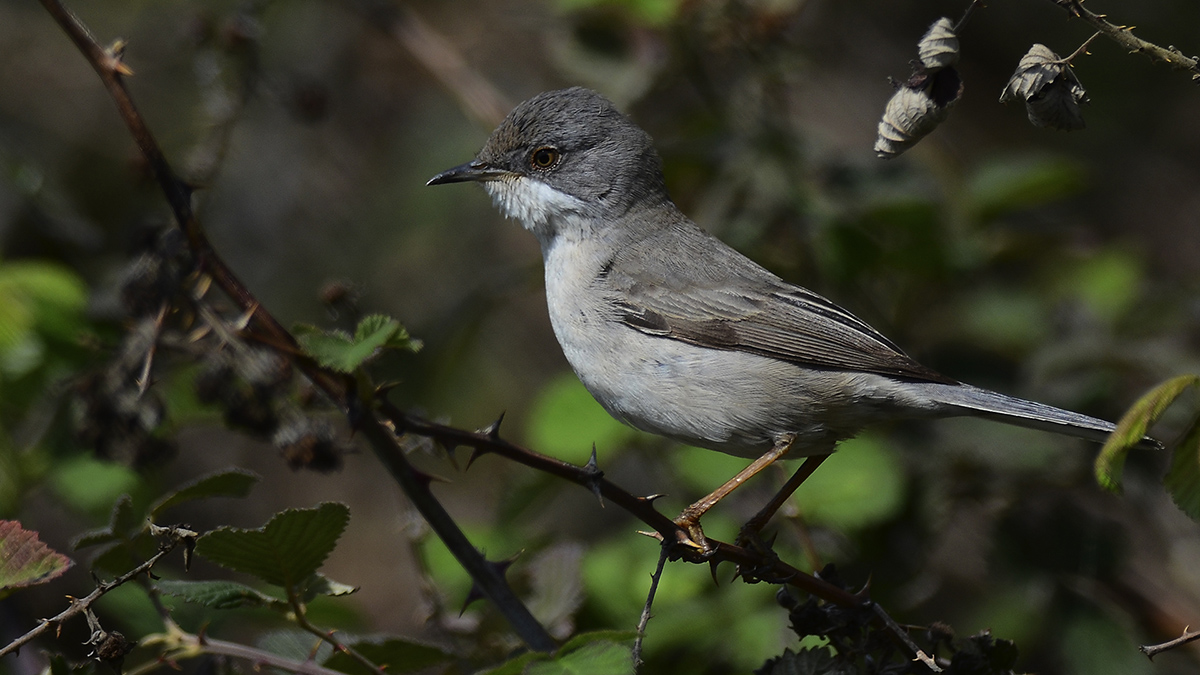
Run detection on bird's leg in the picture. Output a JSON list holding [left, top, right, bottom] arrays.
[[674, 434, 796, 551], [736, 453, 831, 548]]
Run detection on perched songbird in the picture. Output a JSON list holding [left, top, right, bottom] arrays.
[[429, 87, 1157, 544]]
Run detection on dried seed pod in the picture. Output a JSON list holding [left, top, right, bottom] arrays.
[[875, 16, 964, 159], [874, 69, 963, 158], [918, 18, 959, 69], [1000, 44, 1088, 131]]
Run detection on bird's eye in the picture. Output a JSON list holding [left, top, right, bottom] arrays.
[[530, 146, 560, 170]]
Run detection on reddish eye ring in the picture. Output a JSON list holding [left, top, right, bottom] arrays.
[[530, 146, 560, 169]]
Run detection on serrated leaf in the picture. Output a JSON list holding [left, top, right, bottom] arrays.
[[295, 315, 419, 373], [150, 469, 260, 519], [353, 314, 398, 342], [757, 648, 851, 675], [196, 502, 350, 590], [557, 630, 638, 653], [480, 634, 636, 675], [324, 636, 454, 675], [299, 572, 359, 603], [358, 314, 422, 353], [1096, 375, 1199, 493], [1164, 415, 1200, 520], [157, 579, 286, 610], [479, 651, 544, 675], [526, 641, 634, 675], [297, 329, 389, 373], [258, 629, 334, 664], [0, 520, 73, 592]]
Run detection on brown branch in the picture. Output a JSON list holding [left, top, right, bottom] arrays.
[[38, 1, 936, 665], [0, 544, 176, 659], [377, 401, 861, 606], [378, 402, 950, 669], [133, 626, 352, 675], [38, 0, 555, 653], [1141, 626, 1200, 660], [1052, 0, 1200, 81], [37, 0, 348, 407], [389, 8, 511, 128]]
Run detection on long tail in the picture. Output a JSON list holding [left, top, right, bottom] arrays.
[[918, 382, 1162, 451]]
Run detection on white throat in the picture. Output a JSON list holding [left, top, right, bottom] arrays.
[[482, 176, 589, 248]]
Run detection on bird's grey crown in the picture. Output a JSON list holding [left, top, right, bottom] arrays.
[[477, 87, 670, 217]]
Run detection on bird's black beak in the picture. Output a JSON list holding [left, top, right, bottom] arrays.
[[426, 160, 506, 186]]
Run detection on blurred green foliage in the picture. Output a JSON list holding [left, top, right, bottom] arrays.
[[3, 0, 1200, 673]]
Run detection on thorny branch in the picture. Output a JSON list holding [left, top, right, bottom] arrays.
[[1052, 0, 1200, 81], [0, 542, 178, 659], [38, 0, 555, 654], [38, 0, 940, 667], [1141, 626, 1200, 660], [132, 625, 353, 675], [377, 402, 942, 669]]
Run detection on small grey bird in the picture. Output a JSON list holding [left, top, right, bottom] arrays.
[[429, 87, 1156, 540]]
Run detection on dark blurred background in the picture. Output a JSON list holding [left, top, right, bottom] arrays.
[[3, 0, 1200, 673]]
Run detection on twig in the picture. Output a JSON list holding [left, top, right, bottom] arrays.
[[954, 0, 986, 34], [357, 401, 558, 652], [356, 1, 510, 128], [632, 543, 670, 670], [1051, 0, 1200, 81], [1062, 31, 1102, 64], [36, 0, 349, 406], [133, 625, 350, 675], [289, 582, 386, 675], [1140, 626, 1200, 660], [379, 403, 947, 669], [0, 544, 176, 659], [38, 1, 938, 663], [377, 400, 860, 603], [870, 603, 942, 672], [38, 0, 556, 653]]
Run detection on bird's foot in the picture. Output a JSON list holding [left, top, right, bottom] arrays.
[[673, 507, 712, 554]]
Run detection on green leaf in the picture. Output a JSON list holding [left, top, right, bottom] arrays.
[[323, 636, 455, 675], [295, 314, 420, 373], [1164, 415, 1200, 520], [72, 495, 138, 549], [156, 579, 286, 610], [480, 633, 636, 675], [757, 648, 852, 675], [257, 629, 334, 665], [527, 641, 634, 675], [791, 434, 906, 530], [196, 502, 350, 590], [0, 260, 87, 353], [0, 520, 73, 593], [354, 314, 421, 352], [1095, 375, 1199, 493], [150, 469, 260, 519], [479, 651, 544, 675], [298, 572, 359, 603], [557, 630, 638, 653]]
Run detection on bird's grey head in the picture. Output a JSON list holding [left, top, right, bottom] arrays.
[[427, 87, 669, 242]]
